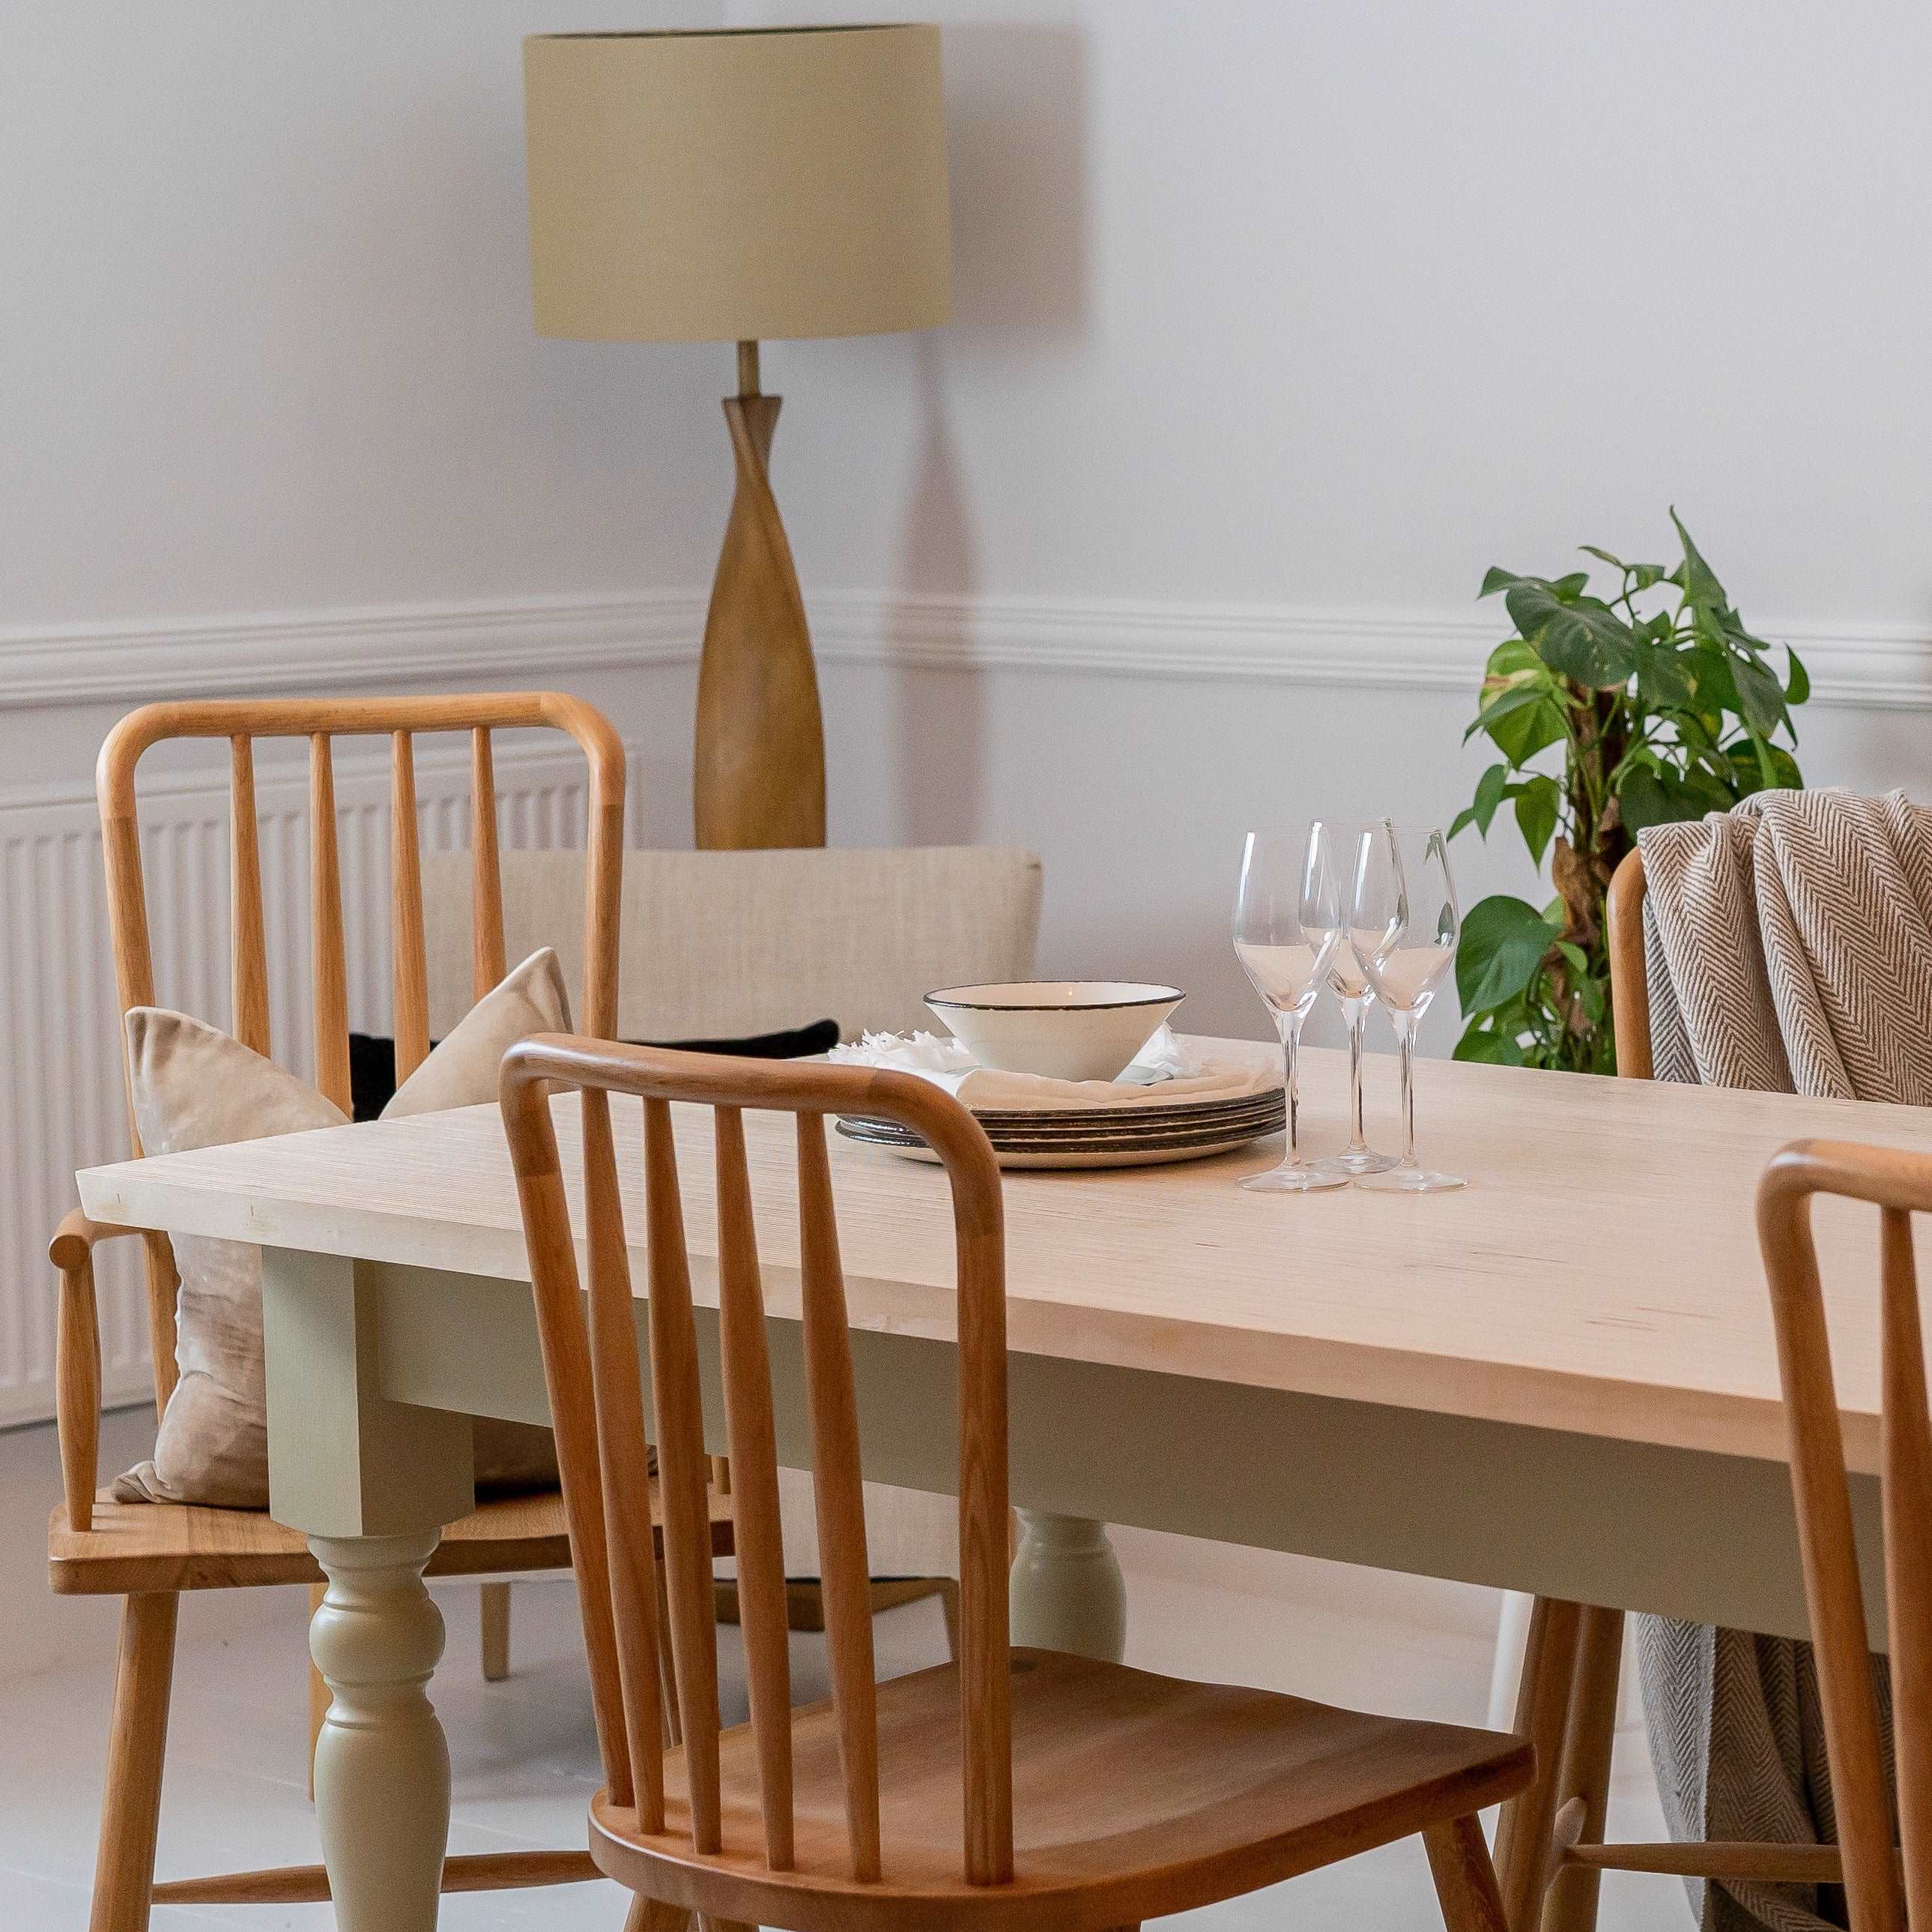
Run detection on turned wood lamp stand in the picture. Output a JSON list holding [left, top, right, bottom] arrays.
[[524, 24, 955, 850], [695, 339, 826, 850]]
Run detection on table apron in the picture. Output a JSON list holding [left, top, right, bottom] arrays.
[[341, 1256, 1882, 1648]]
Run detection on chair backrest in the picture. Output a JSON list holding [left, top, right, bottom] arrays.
[[419, 844, 1044, 1040], [1606, 845, 1653, 1081], [1759, 1139, 1932, 1932], [499, 1038, 1014, 1889], [97, 693, 625, 1408]]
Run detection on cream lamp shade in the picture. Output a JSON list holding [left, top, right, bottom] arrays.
[[523, 24, 953, 344]]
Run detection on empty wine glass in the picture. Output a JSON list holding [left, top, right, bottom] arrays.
[[1312, 821, 1398, 1178], [1348, 823, 1465, 1193], [1232, 826, 1347, 1192]]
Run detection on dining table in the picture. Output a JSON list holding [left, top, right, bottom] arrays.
[[75, 1035, 1931, 1932]]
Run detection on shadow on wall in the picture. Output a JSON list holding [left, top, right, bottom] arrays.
[[884, 21, 1090, 845]]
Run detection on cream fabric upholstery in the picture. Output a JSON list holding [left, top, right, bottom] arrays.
[[422, 845, 1045, 1582], [420, 845, 1044, 1041]]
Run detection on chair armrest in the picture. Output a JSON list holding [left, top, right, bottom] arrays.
[[47, 1211, 142, 1531]]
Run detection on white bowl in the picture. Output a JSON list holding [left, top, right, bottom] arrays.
[[924, 981, 1184, 1082]]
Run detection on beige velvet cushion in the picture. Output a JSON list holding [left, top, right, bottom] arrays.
[[114, 948, 570, 1509]]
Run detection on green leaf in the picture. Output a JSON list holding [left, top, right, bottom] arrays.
[[1479, 565, 1527, 599], [1730, 651, 1789, 736], [1513, 775, 1560, 864], [1634, 640, 1694, 706], [1785, 645, 1811, 707], [1578, 545, 1626, 571], [1465, 682, 1554, 742], [1471, 761, 1510, 835], [1454, 1021, 1527, 1066], [1554, 939, 1590, 976], [1456, 894, 1558, 1014], [1448, 805, 1479, 840], [1505, 584, 1638, 688], [1486, 638, 1545, 679], [1617, 765, 1675, 833], [1671, 507, 1730, 617], [1550, 572, 1592, 601]]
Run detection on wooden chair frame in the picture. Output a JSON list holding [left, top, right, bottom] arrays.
[[503, 1038, 1017, 1919], [53, 693, 632, 1925], [1758, 1136, 1932, 1932], [1519, 847, 1871, 1930], [502, 1036, 1533, 1932]]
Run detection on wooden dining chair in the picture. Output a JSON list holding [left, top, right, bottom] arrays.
[[1757, 1136, 1932, 1932], [1516, 845, 1845, 1932], [48, 694, 728, 1929], [499, 1035, 1536, 1932]]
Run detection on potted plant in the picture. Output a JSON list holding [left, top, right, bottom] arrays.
[[1450, 511, 1808, 1072]]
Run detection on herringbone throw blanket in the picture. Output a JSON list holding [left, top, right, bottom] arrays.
[[1636, 787, 1931, 1932]]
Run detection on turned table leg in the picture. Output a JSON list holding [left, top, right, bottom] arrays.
[[309, 1531, 450, 1931], [264, 1248, 478, 1932], [1008, 1510, 1127, 1662]]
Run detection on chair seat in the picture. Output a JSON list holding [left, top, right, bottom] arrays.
[[50, 1479, 733, 1596], [590, 1647, 1533, 1932]]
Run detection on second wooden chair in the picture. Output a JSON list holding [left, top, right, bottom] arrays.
[[500, 1035, 1536, 1932]]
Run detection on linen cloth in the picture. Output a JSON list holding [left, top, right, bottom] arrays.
[[828, 1025, 1277, 1109], [1635, 787, 1932, 1931]]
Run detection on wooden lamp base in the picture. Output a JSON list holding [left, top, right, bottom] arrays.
[[693, 339, 827, 850]]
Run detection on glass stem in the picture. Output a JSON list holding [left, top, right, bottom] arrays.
[[1393, 1010, 1418, 1167], [1342, 997, 1368, 1152], [1279, 1010, 1304, 1166]]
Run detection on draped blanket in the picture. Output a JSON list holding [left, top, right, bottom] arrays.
[[1636, 787, 1932, 1931]]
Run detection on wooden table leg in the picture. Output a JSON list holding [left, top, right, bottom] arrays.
[[263, 1248, 477, 1932], [309, 1530, 449, 1931], [1495, 1594, 1585, 1932], [1542, 1606, 1626, 1932], [1008, 1511, 1127, 1662]]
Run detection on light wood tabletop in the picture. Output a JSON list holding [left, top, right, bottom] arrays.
[[74, 1035, 1931, 1932], [79, 1035, 1932, 1475]]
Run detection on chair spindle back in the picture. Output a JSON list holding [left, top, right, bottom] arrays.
[[97, 693, 626, 1408], [1758, 1139, 1932, 1932], [500, 1038, 1014, 1890]]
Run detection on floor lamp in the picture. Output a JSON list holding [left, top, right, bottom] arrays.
[[524, 25, 954, 850]]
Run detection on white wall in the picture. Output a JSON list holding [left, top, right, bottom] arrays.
[[0, 0, 1925, 1148], [720, 0, 1932, 1040]]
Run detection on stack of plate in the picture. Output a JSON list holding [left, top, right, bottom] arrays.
[[835, 1084, 1284, 1170]]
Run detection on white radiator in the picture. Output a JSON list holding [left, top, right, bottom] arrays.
[[0, 734, 641, 1427]]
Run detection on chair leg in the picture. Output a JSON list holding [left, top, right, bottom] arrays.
[[89, 1591, 179, 1932], [1494, 1595, 1584, 1932], [306, 1581, 328, 1802], [480, 1581, 512, 1682], [1542, 1607, 1625, 1932], [1426, 1815, 1511, 1932]]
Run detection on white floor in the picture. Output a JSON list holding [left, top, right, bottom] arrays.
[[1, 1409, 1686, 1930]]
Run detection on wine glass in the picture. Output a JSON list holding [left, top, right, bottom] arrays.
[[1312, 821, 1398, 1178], [1347, 823, 1465, 1193], [1232, 826, 1347, 1193]]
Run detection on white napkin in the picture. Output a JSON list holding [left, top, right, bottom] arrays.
[[828, 1024, 1279, 1111]]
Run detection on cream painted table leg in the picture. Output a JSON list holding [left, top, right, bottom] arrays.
[[1008, 1510, 1127, 1662], [309, 1531, 449, 1929], [262, 1249, 478, 1932]]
